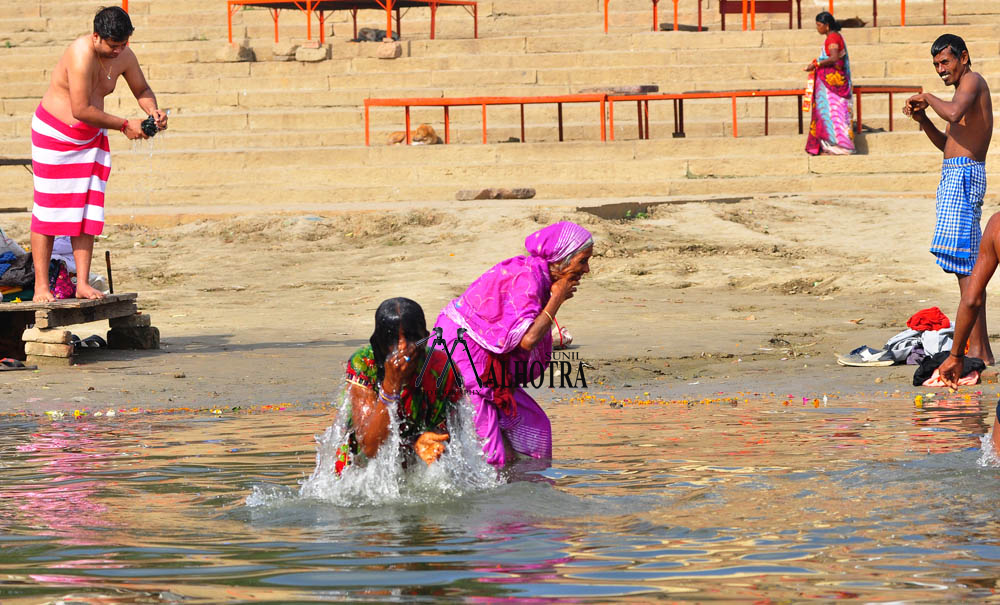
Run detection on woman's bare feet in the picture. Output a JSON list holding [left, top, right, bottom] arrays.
[[32, 287, 55, 303], [76, 282, 105, 300]]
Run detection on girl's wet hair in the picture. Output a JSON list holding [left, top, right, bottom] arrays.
[[370, 297, 429, 384], [932, 33, 971, 67], [94, 6, 134, 42], [815, 11, 841, 32]]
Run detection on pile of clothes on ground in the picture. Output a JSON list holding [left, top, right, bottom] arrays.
[[837, 306, 986, 387]]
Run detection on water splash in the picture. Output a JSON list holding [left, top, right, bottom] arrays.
[[977, 431, 1000, 467], [249, 392, 500, 508]]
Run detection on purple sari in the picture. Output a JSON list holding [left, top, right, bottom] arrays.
[[433, 222, 593, 466]]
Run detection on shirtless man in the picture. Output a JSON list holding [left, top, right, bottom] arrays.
[[938, 217, 1000, 450], [903, 34, 993, 363], [30, 6, 167, 301], [939, 216, 1000, 385]]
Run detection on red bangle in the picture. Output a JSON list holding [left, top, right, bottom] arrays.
[[120, 120, 128, 134]]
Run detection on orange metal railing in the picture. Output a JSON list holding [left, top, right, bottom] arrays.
[[603, 0, 703, 34], [607, 85, 922, 140], [365, 86, 921, 146], [227, 0, 477, 44], [364, 95, 608, 145], [753, 0, 948, 29]]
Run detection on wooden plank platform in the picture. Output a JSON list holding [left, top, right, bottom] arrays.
[[0, 293, 155, 362], [0, 292, 137, 312]]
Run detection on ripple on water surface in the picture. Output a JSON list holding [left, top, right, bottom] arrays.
[[2, 393, 1000, 602]]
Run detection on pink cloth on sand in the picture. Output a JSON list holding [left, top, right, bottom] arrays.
[[922, 369, 980, 387]]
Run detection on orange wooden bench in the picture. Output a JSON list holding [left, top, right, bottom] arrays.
[[720, 0, 801, 30], [364, 95, 608, 145], [602, 0, 703, 34], [823, 0, 948, 27], [227, 0, 478, 44]]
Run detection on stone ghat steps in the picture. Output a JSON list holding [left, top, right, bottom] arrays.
[[0, 123, 922, 157], [0, 4, 712, 47], [0, 96, 937, 150], [0, 119, 911, 154], [0, 74, 972, 131], [1, 61, 991, 108], [0, 1, 842, 48], [2, 57, 988, 104], [0, 66, 988, 112], [2, 132, 991, 183], [5, 0, 992, 47], [1, 22, 997, 72], [0, 165, 955, 206], [2, 12, 998, 54], [1, 138, 990, 205], [6, 38, 998, 84], [17, 0, 992, 21], [1, 27, 996, 90]]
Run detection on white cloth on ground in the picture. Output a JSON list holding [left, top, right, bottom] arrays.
[[52, 235, 75, 272], [884, 328, 954, 364]]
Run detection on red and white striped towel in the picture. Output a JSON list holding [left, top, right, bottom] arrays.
[[30, 104, 110, 236]]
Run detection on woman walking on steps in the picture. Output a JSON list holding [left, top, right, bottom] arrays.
[[805, 11, 856, 155]]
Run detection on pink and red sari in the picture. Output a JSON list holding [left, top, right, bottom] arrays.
[[433, 222, 593, 466], [806, 32, 855, 156]]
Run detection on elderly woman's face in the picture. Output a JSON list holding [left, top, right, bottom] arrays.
[[562, 247, 593, 279]]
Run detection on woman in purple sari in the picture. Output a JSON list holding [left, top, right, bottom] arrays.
[[433, 221, 594, 466], [805, 11, 855, 155]]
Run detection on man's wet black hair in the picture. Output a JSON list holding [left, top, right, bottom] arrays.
[[815, 11, 841, 32], [932, 33, 971, 67], [94, 6, 134, 42], [370, 297, 429, 385]]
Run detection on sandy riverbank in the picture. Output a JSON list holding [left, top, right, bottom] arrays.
[[2, 192, 997, 412]]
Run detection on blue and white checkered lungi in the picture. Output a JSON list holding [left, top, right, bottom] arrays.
[[931, 157, 987, 275]]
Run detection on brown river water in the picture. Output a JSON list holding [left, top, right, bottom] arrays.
[[2, 390, 1000, 602]]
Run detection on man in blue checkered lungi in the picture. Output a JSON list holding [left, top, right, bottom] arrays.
[[904, 34, 994, 365]]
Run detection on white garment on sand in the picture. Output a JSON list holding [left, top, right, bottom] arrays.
[[884, 328, 954, 364], [52, 235, 75, 272], [0, 227, 25, 256], [52, 235, 108, 292]]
